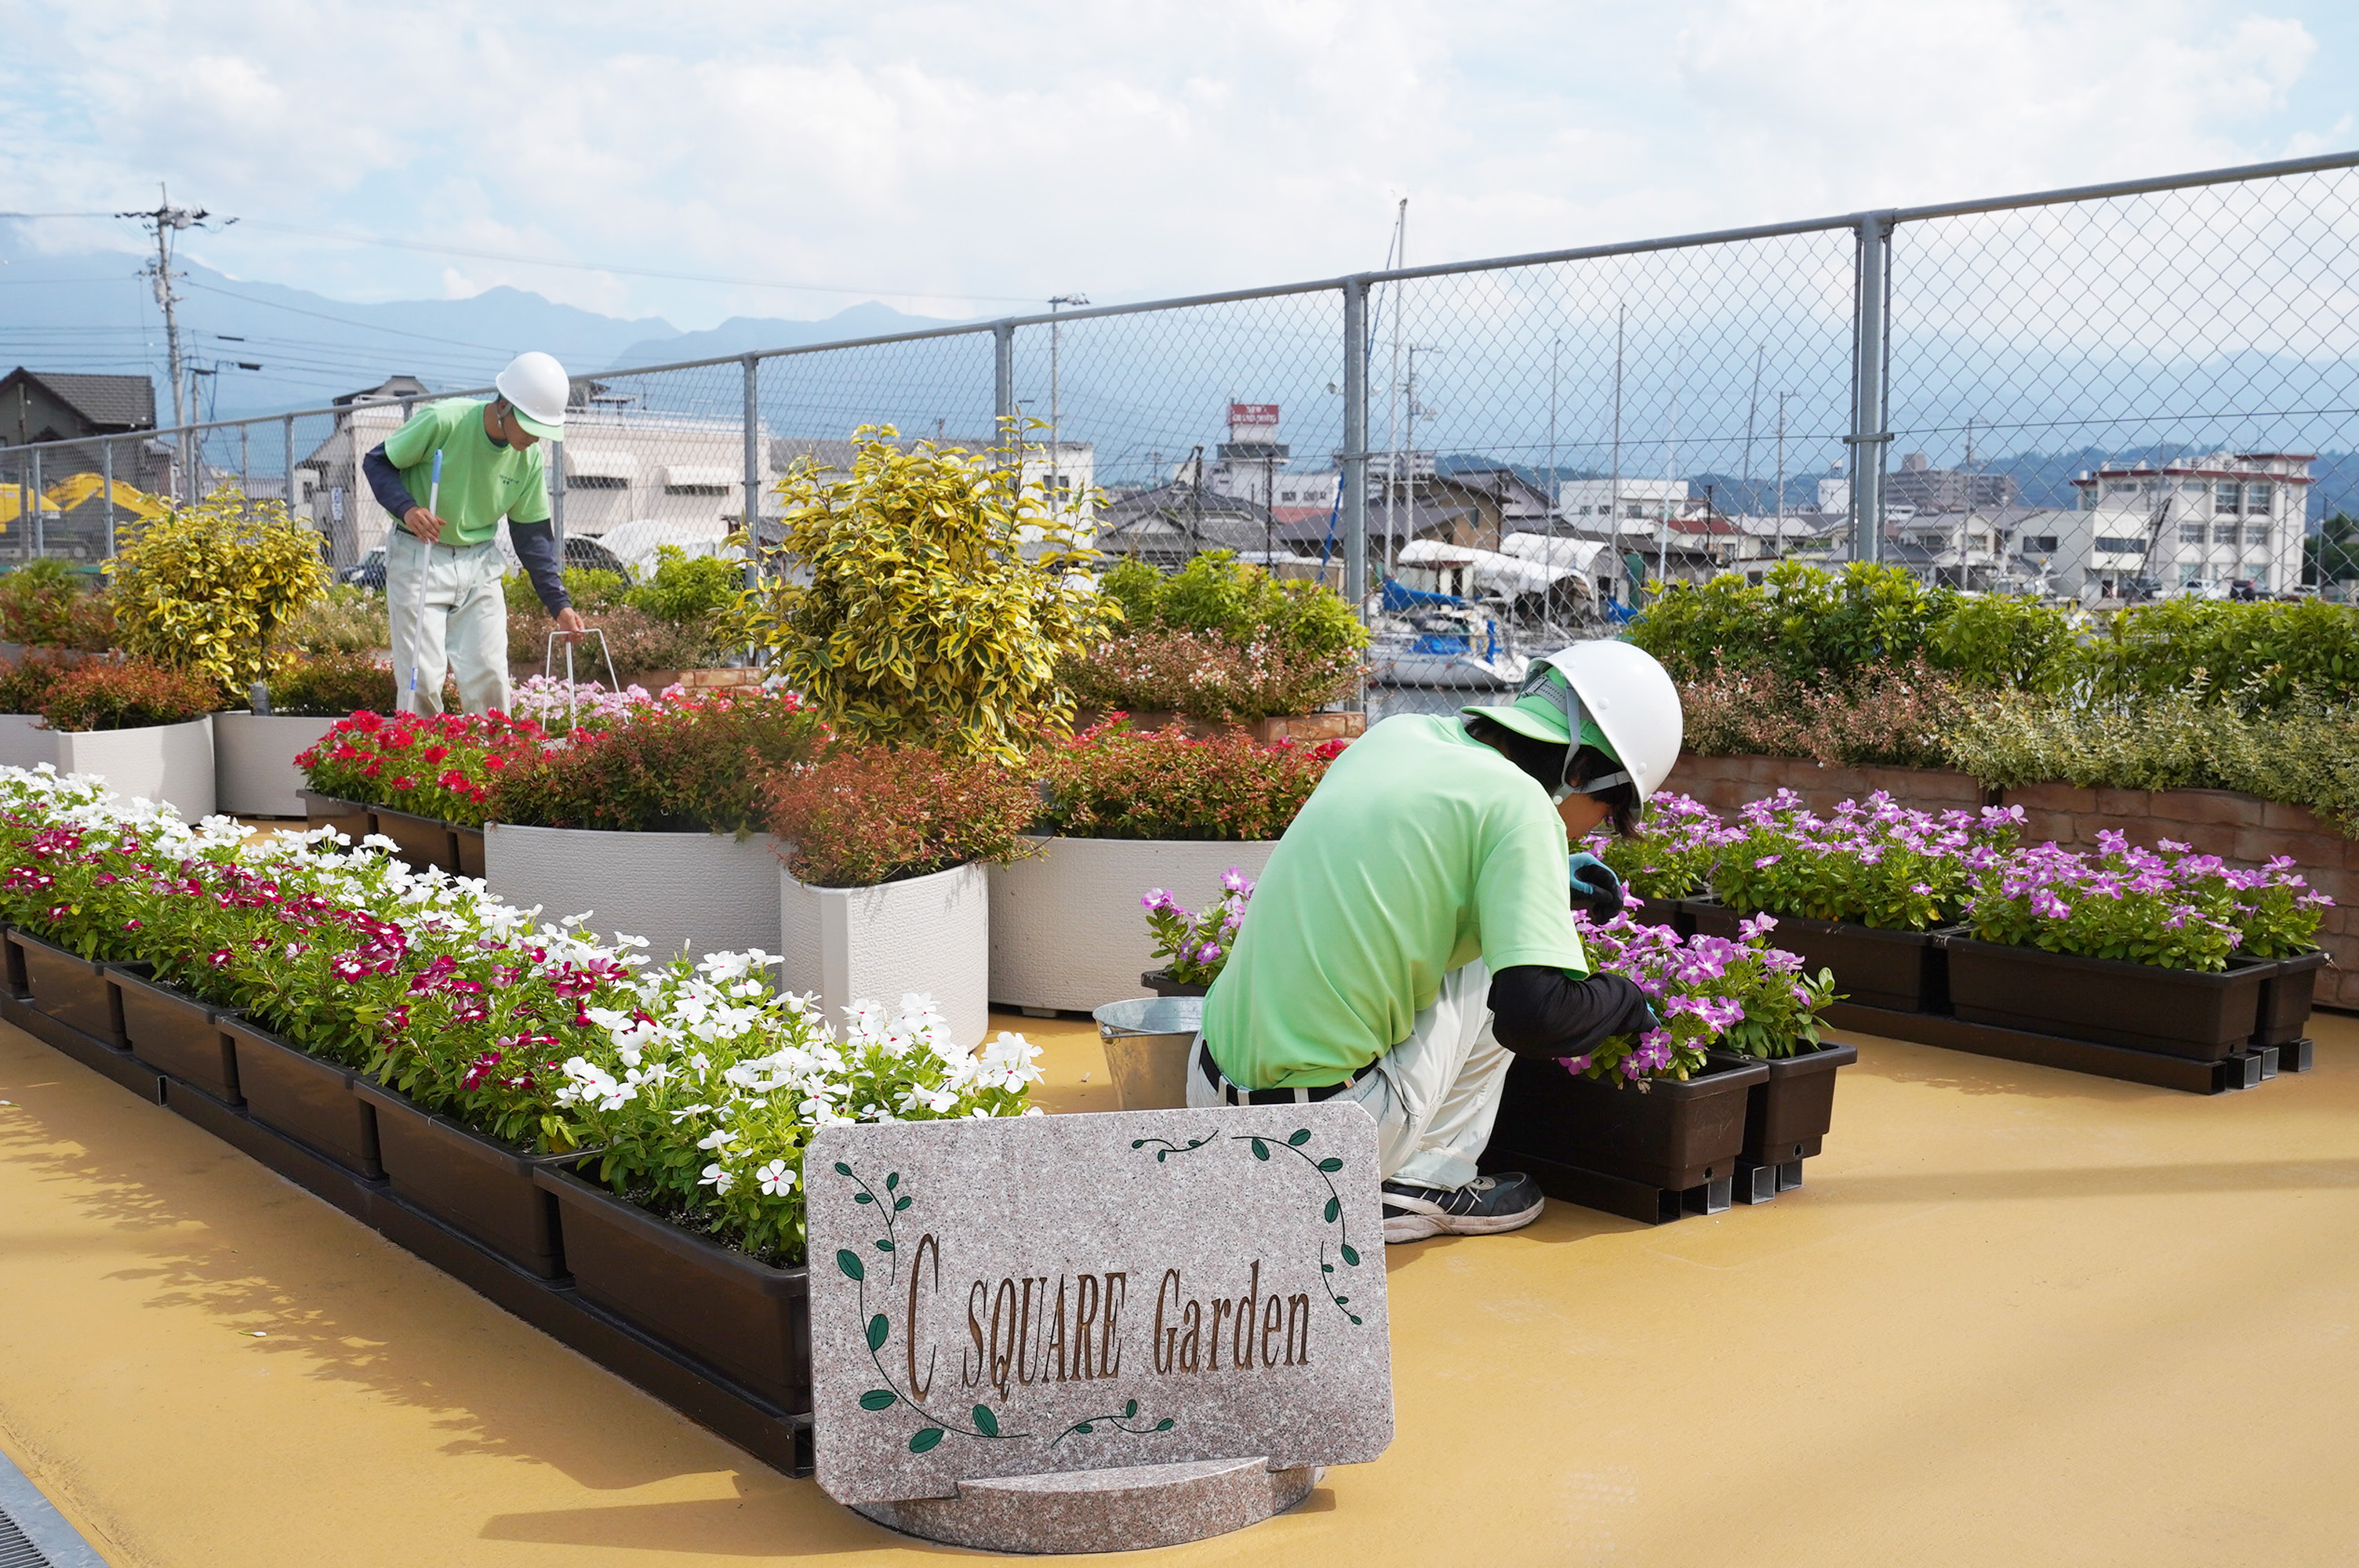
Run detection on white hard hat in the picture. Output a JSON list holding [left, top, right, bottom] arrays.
[[494, 351, 569, 440], [1463, 641, 1684, 800]]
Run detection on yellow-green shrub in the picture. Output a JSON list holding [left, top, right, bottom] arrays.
[[104, 488, 329, 694]]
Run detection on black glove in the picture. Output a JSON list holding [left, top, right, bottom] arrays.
[[1567, 851, 1627, 924]]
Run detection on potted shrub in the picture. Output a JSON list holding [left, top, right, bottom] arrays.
[[36, 659, 220, 820], [992, 721, 1339, 1012], [1953, 833, 2331, 1059], [0, 557, 116, 662], [485, 686, 826, 963], [218, 650, 398, 818], [0, 653, 73, 771], [765, 743, 1038, 1045], [721, 424, 1107, 760], [296, 709, 545, 874], [1067, 551, 1369, 742], [1692, 790, 2021, 1012]]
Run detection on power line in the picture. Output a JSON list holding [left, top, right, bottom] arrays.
[[180, 278, 528, 353]]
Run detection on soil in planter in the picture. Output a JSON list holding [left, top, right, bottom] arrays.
[[1690, 902, 1951, 1013]]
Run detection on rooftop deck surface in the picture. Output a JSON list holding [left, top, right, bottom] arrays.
[[2, 1009, 2354, 1566]]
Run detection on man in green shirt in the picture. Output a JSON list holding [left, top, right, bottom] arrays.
[[361, 350, 586, 715], [1194, 641, 1684, 1243]]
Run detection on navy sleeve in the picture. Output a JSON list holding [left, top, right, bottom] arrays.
[[509, 521, 571, 614], [1487, 965, 1656, 1060], [362, 442, 419, 520]]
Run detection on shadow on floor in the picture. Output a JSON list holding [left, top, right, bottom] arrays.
[[1807, 1156, 2359, 1204], [0, 1040, 751, 1494], [478, 1494, 884, 1558]]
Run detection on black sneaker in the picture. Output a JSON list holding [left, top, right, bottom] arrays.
[[1381, 1172, 1545, 1243]]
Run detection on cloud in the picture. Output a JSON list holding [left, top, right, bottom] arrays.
[[0, 0, 2339, 328]]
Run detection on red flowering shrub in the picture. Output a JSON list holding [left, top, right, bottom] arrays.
[[38, 659, 219, 731], [763, 743, 1038, 887], [1032, 719, 1339, 841], [493, 687, 827, 835], [296, 709, 547, 827]]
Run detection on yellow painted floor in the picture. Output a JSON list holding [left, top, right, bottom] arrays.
[[2, 1010, 2356, 1567]]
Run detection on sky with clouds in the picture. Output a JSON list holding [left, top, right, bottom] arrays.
[[2, 0, 2355, 329]]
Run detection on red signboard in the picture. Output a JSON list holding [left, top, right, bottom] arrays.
[[1228, 403, 1280, 426]]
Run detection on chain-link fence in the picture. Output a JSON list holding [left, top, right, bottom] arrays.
[[9, 148, 2359, 706]]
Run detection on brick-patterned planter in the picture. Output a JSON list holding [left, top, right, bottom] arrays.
[[1667, 754, 1986, 818]]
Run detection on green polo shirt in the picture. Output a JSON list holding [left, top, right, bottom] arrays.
[[1201, 713, 1591, 1090], [380, 398, 551, 546]]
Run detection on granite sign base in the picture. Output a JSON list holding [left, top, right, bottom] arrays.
[[852, 1456, 1320, 1554]]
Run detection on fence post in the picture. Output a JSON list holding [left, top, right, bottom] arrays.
[[1341, 277, 1369, 622], [102, 437, 115, 558], [1848, 211, 1895, 564], [29, 448, 41, 559], [283, 415, 295, 519], [993, 321, 1016, 442], [742, 353, 761, 590]]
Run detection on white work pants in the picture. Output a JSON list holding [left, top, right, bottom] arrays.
[[387, 528, 511, 717], [1190, 960, 1513, 1192]]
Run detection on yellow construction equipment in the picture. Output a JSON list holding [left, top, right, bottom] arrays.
[[0, 475, 171, 530]]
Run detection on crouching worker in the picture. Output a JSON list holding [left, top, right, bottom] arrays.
[[1193, 642, 1683, 1244]]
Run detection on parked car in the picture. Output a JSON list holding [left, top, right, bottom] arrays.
[[336, 535, 631, 593]]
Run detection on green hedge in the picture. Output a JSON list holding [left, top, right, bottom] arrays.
[[1630, 564, 2359, 709]]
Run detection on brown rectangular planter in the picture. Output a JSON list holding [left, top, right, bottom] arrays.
[[1690, 902, 1951, 1012], [453, 826, 486, 880], [1488, 1051, 1768, 1193], [9, 929, 124, 1045], [535, 1165, 811, 1414], [352, 1080, 572, 1279], [223, 1018, 381, 1178], [1715, 1042, 1858, 1167], [111, 967, 238, 1102], [302, 789, 374, 841], [370, 806, 463, 874], [2257, 950, 2327, 1047], [1946, 938, 2270, 1061]]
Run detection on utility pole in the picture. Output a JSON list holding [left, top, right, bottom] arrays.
[[1774, 390, 1791, 562], [1743, 342, 1763, 513], [1048, 293, 1088, 525], [118, 184, 232, 502]]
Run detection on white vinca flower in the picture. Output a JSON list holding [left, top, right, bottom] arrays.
[[755, 1160, 795, 1196], [698, 1162, 733, 1193]]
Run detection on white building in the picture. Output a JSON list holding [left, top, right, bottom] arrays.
[[1556, 477, 1700, 527], [2063, 452, 2312, 598]]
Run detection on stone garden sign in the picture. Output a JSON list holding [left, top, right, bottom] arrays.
[[807, 1102, 1394, 1534]]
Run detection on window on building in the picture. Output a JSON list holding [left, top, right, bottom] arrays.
[[2106, 482, 2136, 495], [2180, 523, 2207, 544], [2215, 481, 2241, 514], [2245, 524, 2270, 552], [2079, 488, 2097, 510], [2253, 567, 2271, 590], [2182, 563, 2204, 586], [2024, 534, 2059, 552], [2248, 482, 2274, 515], [2215, 524, 2240, 546], [569, 474, 627, 490], [2093, 535, 2143, 554], [664, 483, 729, 497]]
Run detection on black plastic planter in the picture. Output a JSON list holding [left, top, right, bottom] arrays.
[[353, 1080, 573, 1279], [1690, 902, 1952, 1013], [1714, 1042, 1859, 1167], [1946, 938, 2270, 1060], [2256, 950, 2327, 1047], [370, 806, 463, 874], [9, 930, 124, 1045], [1488, 1051, 1768, 1194], [1140, 968, 1209, 998], [1623, 894, 1706, 937], [223, 1018, 380, 1178], [536, 1165, 812, 1415], [302, 790, 374, 841], [111, 967, 238, 1102], [453, 826, 486, 880]]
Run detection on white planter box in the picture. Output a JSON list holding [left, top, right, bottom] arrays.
[[485, 823, 786, 964], [214, 713, 338, 818], [987, 836, 1280, 1014], [780, 861, 990, 1047], [52, 717, 217, 822], [0, 713, 52, 772]]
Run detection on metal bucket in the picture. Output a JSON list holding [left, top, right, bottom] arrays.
[[1092, 996, 1204, 1112]]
